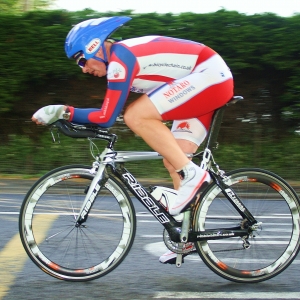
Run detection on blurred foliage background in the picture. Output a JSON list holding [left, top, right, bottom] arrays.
[[0, 3, 300, 182]]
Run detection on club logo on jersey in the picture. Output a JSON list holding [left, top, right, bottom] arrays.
[[173, 121, 192, 133], [86, 38, 101, 54], [107, 61, 126, 80], [112, 68, 122, 78]]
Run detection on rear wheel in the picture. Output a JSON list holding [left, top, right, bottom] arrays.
[[193, 168, 300, 283], [19, 165, 136, 281]]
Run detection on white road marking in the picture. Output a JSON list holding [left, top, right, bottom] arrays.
[[0, 214, 57, 300], [154, 291, 300, 299]]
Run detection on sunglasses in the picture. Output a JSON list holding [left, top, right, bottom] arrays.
[[73, 52, 87, 68], [73, 52, 108, 69]]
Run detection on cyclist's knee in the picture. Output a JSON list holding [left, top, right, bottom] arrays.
[[124, 95, 162, 129], [124, 105, 142, 130]]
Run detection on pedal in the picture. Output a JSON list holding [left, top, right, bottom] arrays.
[[176, 253, 183, 267]]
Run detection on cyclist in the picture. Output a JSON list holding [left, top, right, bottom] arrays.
[[32, 16, 234, 264]]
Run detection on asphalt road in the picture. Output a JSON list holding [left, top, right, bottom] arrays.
[[0, 179, 300, 300]]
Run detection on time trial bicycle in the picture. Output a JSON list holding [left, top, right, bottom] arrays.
[[19, 96, 300, 283]]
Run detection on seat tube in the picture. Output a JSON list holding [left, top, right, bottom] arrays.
[[200, 148, 212, 170]]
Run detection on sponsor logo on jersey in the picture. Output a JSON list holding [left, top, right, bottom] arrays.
[[144, 62, 192, 70], [86, 38, 101, 54], [163, 80, 191, 98], [163, 80, 196, 104]]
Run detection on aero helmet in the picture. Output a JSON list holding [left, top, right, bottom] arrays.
[[65, 16, 131, 62]]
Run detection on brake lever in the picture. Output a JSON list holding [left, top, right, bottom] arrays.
[[49, 126, 61, 143]]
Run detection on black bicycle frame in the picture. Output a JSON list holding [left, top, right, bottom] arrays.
[[210, 172, 257, 225], [53, 96, 254, 243], [109, 164, 254, 243]]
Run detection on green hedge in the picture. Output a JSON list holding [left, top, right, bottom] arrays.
[[1, 9, 300, 116], [1, 125, 299, 180], [1, 9, 300, 179]]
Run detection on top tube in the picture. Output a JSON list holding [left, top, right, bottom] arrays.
[[114, 151, 162, 162], [113, 151, 194, 162]]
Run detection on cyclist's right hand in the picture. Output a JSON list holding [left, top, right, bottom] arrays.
[[32, 105, 67, 125]]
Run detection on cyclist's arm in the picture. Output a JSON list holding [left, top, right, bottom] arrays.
[[69, 45, 138, 128]]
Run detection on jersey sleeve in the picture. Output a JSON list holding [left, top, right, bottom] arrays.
[[70, 44, 139, 128]]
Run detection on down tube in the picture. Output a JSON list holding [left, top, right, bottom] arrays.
[[116, 167, 180, 228]]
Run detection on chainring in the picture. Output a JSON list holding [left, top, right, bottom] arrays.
[[163, 228, 195, 254]]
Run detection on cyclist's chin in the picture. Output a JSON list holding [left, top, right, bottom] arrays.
[[93, 72, 106, 77]]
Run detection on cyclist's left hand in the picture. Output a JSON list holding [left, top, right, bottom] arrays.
[[32, 105, 66, 125]]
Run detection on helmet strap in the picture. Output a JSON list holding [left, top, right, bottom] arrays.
[[102, 44, 108, 62]]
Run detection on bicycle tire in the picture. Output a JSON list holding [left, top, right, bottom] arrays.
[[19, 164, 136, 281], [193, 168, 300, 283]]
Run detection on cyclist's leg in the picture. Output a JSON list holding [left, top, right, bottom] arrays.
[[125, 76, 232, 171], [124, 95, 190, 171], [164, 116, 211, 189], [124, 54, 233, 214], [160, 116, 212, 264], [163, 138, 198, 189], [158, 71, 233, 214]]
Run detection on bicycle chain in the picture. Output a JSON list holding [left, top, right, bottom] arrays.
[[162, 229, 194, 254], [163, 229, 250, 254], [163, 216, 251, 254], [213, 247, 246, 253]]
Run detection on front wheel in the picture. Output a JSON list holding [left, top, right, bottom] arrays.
[[19, 165, 136, 281], [193, 168, 300, 283]]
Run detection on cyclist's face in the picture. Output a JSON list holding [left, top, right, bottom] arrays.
[[82, 58, 107, 77]]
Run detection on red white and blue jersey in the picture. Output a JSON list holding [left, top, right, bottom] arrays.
[[69, 36, 233, 128]]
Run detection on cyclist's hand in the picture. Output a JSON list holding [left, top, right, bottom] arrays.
[[32, 105, 66, 125]]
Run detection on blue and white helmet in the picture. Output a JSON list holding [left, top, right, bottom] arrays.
[[65, 16, 131, 61]]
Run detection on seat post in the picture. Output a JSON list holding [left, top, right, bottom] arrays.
[[204, 96, 244, 151], [204, 106, 226, 151]]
